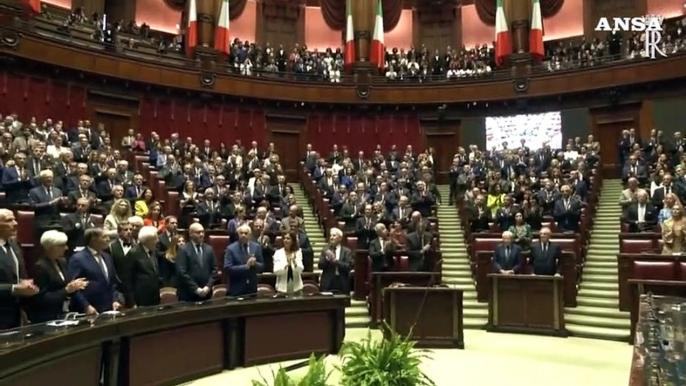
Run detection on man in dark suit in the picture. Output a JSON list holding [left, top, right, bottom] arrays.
[[492, 231, 522, 274], [2, 152, 33, 203], [368, 223, 396, 272], [0, 209, 38, 329], [651, 173, 678, 211], [354, 204, 378, 249], [157, 216, 178, 257], [622, 156, 648, 184], [318, 228, 353, 293], [61, 198, 97, 254], [108, 221, 135, 307], [553, 185, 582, 233], [175, 223, 218, 301], [67, 228, 123, 314], [530, 227, 562, 276], [410, 181, 436, 218], [225, 224, 265, 296], [124, 174, 148, 201], [625, 190, 657, 233], [391, 196, 412, 227], [128, 226, 162, 307], [67, 174, 98, 210], [466, 195, 492, 233], [29, 169, 67, 233], [406, 225, 435, 272]]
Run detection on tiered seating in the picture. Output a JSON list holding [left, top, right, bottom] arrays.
[[458, 154, 602, 308], [298, 149, 443, 303]]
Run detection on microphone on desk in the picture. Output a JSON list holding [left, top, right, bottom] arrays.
[[409, 258, 443, 332]]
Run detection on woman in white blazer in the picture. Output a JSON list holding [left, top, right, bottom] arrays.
[[273, 232, 304, 294]]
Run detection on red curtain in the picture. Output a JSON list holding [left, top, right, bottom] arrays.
[[0, 71, 86, 126], [138, 96, 266, 146], [306, 113, 422, 155], [319, 0, 402, 31], [474, 0, 565, 25]]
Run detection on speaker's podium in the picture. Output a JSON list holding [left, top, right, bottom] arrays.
[[487, 274, 568, 336], [383, 286, 464, 348]]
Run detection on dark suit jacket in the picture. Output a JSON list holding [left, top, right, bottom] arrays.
[[29, 186, 63, 226], [129, 245, 162, 307], [224, 241, 265, 297], [368, 238, 395, 272], [175, 243, 218, 301], [317, 246, 353, 293], [651, 186, 680, 210], [61, 213, 95, 254], [67, 189, 97, 209], [26, 257, 69, 323], [492, 244, 522, 273], [406, 231, 433, 271], [410, 192, 436, 218], [67, 248, 121, 313], [530, 242, 561, 276], [553, 197, 582, 232], [625, 202, 658, 232], [108, 240, 136, 307], [0, 242, 27, 329]]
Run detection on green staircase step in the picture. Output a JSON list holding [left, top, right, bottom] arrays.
[[583, 274, 618, 283], [464, 318, 488, 329], [576, 296, 620, 308], [582, 281, 619, 291], [346, 316, 370, 328], [566, 324, 630, 342], [583, 267, 618, 275], [565, 314, 630, 329], [565, 306, 629, 319], [577, 288, 619, 299]]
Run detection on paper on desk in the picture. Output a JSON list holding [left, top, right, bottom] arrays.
[[47, 320, 79, 327]]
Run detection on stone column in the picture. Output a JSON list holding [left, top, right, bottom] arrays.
[[505, 0, 531, 54], [351, 0, 375, 79]]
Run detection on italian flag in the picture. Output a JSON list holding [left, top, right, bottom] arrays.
[[344, 0, 355, 67], [186, 0, 198, 58], [214, 0, 230, 55], [370, 0, 385, 69], [530, 0, 544, 61], [494, 0, 511, 66]]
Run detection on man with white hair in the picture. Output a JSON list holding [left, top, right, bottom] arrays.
[[225, 224, 264, 297], [29, 169, 67, 232], [127, 226, 162, 307], [128, 216, 144, 241], [176, 223, 218, 301], [318, 228, 353, 293], [492, 231, 522, 275], [0, 209, 38, 329]]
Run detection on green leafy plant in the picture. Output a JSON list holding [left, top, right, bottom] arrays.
[[337, 325, 436, 386], [252, 354, 332, 386]]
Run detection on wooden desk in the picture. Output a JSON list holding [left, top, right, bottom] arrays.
[[0, 295, 347, 386], [487, 274, 567, 336], [383, 286, 464, 348], [258, 272, 320, 287], [369, 272, 440, 327]]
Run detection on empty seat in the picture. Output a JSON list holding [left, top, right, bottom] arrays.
[[395, 256, 409, 271], [633, 260, 677, 280], [16, 211, 36, 246], [621, 239, 655, 254], [679, 262, 686, 281]]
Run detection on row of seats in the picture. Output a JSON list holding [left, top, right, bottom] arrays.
[[618, 233, 663, 254], [158, 282, 322, 304]]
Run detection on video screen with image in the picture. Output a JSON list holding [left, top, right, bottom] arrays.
[[485, 112, 563, 151]]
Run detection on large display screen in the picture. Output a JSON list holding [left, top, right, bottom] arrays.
[[485, 112, 563, 151]]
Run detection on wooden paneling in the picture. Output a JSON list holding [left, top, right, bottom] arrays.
[[423, 118, 460, 184], [590, 103, 641, 177], [86, 90, 140, 148], [257, 0, 305, 48], [4, 34, 686, 104], [413, 4, 460, 51], [266, 114, 305, 181]]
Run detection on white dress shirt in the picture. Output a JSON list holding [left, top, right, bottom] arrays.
[[273, 248, 304, 293]]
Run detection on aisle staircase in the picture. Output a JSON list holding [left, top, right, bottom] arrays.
[[564, 179, 630, 341], [436, 185, 488, 329], [294, 184, 370, 328]]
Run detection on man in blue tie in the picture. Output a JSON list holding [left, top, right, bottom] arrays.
[[492, 231, 522, 274], [225, 224, 264, 297], [175, 223, 217, 301]]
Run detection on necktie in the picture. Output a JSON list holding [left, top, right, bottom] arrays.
[[94, 253, 108, 282], [565, 200, 569, 210], [196, 245, 204, 267], [83, 215, 88, 226], [46, 187, 52, 199], [1, 244, 18, 281], [666, 187, 671, 195], [148, 250, 157, 272], [35, 160, 40, 173], [506, 246, 510, 259], [543, 243, 547, 254]]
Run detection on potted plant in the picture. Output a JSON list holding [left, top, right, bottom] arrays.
[[252, 354, 332, 386], [337, 326, 436, 386]]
